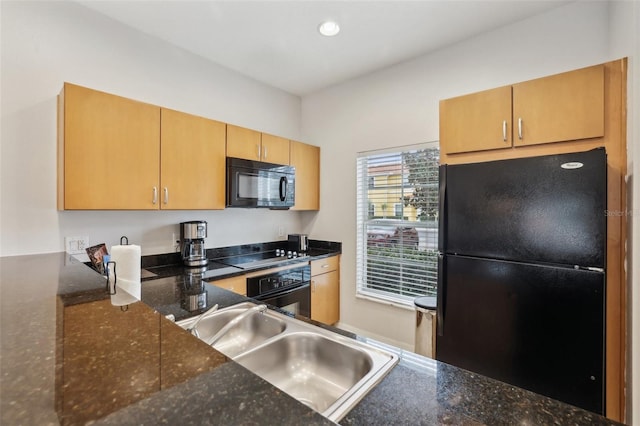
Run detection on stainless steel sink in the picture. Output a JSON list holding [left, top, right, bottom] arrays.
[[234, 331, 394, 421], [176, 301, 398, 422], [176, 302, 286, 358]]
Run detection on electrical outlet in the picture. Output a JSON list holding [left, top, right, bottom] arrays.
[[278, 226, 285, 237], [65, 236, 89, 254], [172, 233, 181, 252]]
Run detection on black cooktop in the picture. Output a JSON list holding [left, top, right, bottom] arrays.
[[219, 250, 309, 270]]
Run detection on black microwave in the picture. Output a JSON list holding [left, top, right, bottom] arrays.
[[226, 157, 295, 209]]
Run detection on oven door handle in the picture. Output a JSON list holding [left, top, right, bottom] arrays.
[[255, 282, 309, 300]]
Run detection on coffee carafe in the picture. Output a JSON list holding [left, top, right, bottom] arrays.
[[180, 221, 208, 267], [180, 272, 208, 311]]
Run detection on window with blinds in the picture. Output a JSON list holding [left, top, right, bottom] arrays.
[[356, 143, 440, 305]]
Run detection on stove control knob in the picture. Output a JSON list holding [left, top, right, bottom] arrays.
[[292, 251, 298, 258]]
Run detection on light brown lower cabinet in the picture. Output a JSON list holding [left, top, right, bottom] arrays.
[[310, 256, 340, 325], [210, 275, 247, 296]]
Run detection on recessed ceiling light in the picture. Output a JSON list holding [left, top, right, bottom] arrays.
[[318, 21, 340, 37]]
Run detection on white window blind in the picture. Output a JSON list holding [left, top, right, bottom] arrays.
[[356, 143, 440, 305]]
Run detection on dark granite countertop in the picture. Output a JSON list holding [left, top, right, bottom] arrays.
[[0, 249, 623, 426], [136, 239, 341, 282]]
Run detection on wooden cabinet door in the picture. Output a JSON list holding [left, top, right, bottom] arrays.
[[211, 275, 246, 295], [311, 270, 340, 325], [439, 85, 512, 155], [226, 124, 262, 161], [290, 140, 320, 210], [513, 64, 604, 147], [261, 133, 290, 164], [59, 83, 160, 210], [160, 109, 226, 209]]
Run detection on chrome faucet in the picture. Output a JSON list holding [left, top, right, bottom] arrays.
[[186, 304, 219, 338], [206, 304, 268, 346]]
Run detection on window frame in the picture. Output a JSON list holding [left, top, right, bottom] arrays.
[[356, 142, 440, 306]]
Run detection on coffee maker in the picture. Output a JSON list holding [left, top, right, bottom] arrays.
[[180, 221, 208, 267]]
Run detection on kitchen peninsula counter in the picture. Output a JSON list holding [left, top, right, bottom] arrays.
[[0, 252, 621, 425]]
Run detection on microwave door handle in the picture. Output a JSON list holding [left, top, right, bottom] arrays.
[[279, 176, 287, 201]]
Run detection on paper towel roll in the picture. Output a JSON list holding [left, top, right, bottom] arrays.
[[107, 244, 141, 306], [109, 244, 141, 283], [110, 278, 140, 306]]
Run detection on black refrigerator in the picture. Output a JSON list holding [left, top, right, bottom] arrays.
[[436, 148, 606, 415]]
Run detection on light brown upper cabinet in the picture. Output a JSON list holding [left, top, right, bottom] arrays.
[[58, 83, 227, 210], [261, 133, 290, 165], [226, 124, 290, 165], [440, 64, 604, 155], [439, 85, 512, 154], [58, 83, 160, 210], [512, 64, 604, 146], [290, 140, 320, 211], [160, 109, 226, 210]]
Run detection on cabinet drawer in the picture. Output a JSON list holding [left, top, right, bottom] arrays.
[[210, 275, 246, 296], [311, 256, 339, 275]]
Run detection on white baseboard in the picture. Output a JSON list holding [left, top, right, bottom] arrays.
[[334, 322, 414, 352]]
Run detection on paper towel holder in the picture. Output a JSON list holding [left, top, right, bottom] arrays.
[[105, 261, 131, 311], [106, 260, 117, 295], [120, 236, 129, 245]]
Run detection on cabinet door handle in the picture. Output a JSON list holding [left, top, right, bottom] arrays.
[[163, 187, 169, 205], [322, 264, 329, 269], [518, 117, 523, 140], [152, 187, 158, 205], [257, 144, 261, 159], [311, 280, 315, 292], [502, 120, 507, 142], [263, 146, 268, 160]]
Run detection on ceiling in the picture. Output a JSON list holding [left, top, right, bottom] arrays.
[[78, 0, 574, 96]]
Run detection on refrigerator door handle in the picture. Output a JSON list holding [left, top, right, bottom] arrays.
[[436, 254, 445, 336], [438, 165, 447, 252]]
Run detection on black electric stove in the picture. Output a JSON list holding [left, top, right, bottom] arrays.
[[218, 249, 309, 270]]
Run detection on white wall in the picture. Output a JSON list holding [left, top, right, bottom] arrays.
[[0, 1, 305, 257], [301, 0, 623, 353]]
